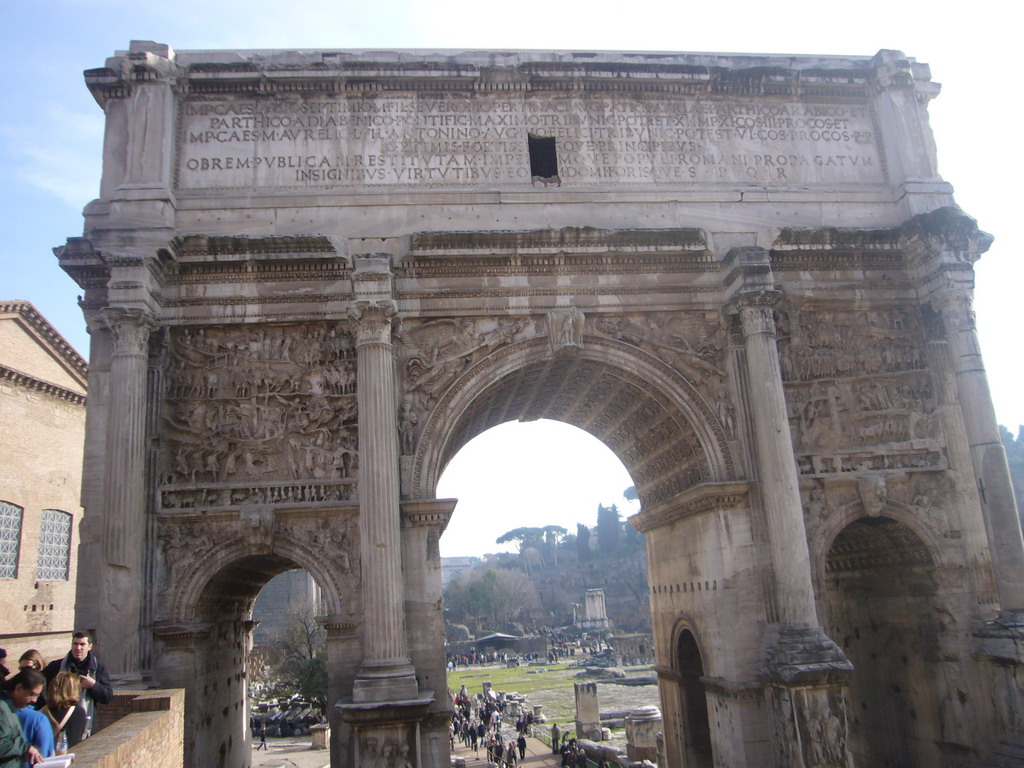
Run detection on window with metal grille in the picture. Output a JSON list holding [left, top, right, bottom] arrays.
[[528, 134, 559, 180], [36, 509, 72, 581], [0, 501, 23, 579]]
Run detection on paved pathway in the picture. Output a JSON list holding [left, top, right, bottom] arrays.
[[249, 732, 562, 767], [451, 735, 561, 767], [250, 736, 330, 768]]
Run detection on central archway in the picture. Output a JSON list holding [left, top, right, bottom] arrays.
[[412, 336, 735, 503], [410, 333, 735, 761]]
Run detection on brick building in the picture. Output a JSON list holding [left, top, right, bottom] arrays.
[[0, 300, 87, 663]]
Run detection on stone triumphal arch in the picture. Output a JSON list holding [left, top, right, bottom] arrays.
[[59, 43, 1024, 767]]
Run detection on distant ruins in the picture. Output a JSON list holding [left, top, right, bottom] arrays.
[[59, 42, 1024, 767], [576, 588, 611, 630]]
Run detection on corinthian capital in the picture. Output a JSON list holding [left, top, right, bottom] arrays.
[[933, 292, 976, 334], [102, 307, 157, 356], [348, 300, 398, 348], [731, 289, 782, 339], [739, 305, 777, 338]]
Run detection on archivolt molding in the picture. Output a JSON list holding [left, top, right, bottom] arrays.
[[809, 497, 945, 592], [162, 521, 355, 626], [667, 615, 716, 680], [409, 334, 735, 501]]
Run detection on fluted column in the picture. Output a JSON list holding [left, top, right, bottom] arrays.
[[936, 292, 1024, 613], [349, 299, 418, 703], [724, 247, 852, 768], [735, 293, 818, 627], [100, 306, 155, 678]]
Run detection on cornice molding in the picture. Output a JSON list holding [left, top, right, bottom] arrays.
[[88, 47, 935, 101], [172, 59, 881, 100], [0, 300, 89, 387], [630, 480, 751, 533], [0, 364, 87, 405]]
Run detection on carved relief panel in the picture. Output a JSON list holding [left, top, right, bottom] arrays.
[[591, 312, 727, 386], [780, 307, 945, 479], [397, 316, 532, 444], [159, 322, 358, 511]]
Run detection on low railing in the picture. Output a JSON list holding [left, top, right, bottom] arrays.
[[64, 689, 185, 768]]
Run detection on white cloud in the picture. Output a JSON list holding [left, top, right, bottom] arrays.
[[0, 104, 103, 209]]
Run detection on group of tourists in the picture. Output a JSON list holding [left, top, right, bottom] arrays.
[[0, 632, 112, 766], [483, 733, 527, 766], [550, 724, 609, 768], [449, 685, 532, 765], [445, 649, 527, 669]]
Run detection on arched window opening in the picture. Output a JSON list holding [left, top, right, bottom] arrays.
[[0, 501, 24, 579], [37, 509, 73, 580]]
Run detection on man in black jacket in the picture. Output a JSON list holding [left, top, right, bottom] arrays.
[[41, 632, 113, 738]]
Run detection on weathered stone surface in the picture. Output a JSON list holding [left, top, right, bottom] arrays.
[[60, 43, 1024, 768]]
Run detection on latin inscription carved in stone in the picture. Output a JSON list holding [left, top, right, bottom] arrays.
[[177, 95, 884, 190]]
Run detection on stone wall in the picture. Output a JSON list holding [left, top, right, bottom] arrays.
[[0, 301, 86, 662], [76, 689, 184, 768], [252, 568, 320, 646]]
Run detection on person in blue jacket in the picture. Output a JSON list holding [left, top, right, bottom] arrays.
[[0, 670, 44, 767]]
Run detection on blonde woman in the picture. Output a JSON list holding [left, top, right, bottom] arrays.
[[39, 672, 86, 753], [17, 650, 45, 672]]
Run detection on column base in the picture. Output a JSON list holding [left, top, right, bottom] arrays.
[[338, 690, 437, 767], [352, 659, 420, 703], [762, 627, 854, 768], [764, 625, 852, 686]]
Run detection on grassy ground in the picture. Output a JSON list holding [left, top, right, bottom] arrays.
[[446, 660, 659, 734], [447, 662, 577, 696], [447, 662, 582, 725]]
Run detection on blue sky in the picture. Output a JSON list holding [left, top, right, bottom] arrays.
[[2, 1, 1017, 555]]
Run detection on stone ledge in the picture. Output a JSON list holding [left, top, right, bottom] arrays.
[[71, 689, 184, 768]]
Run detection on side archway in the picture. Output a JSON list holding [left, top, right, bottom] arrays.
[[666, 621, 714, 768], [168, 534, 351, 627], [153, 523, 359, 768], [822, 513, 943, 768]]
